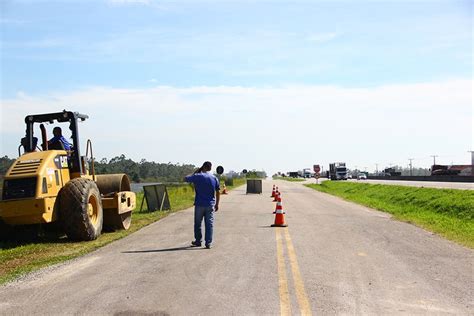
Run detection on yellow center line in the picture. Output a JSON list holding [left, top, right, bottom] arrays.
[[276, 228, 291, 316], [284, 227, 313, 316]]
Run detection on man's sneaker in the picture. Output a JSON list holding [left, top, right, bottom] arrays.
[[191, 241, 201, 247], [205, 244, 212, 249]]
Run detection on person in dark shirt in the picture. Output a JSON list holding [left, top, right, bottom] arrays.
[[184, 161, 220, 249], [48, 127, 72, 151]]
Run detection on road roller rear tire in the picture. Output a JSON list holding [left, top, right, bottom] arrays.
[[59, 178, 103, 241]]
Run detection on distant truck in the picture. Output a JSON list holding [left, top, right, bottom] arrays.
[[430, 165, 472, 176], [294, 169, 313, 178], [302, 168, 313, 178], [329, 162, 348, 180], [380, 168, 401, 177]]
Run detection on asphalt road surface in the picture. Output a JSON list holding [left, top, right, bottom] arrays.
[[306, 178, 473, 190], [351, 179, 473, 190], [0, 180, 472, 315]]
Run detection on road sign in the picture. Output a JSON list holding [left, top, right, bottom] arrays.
[[313, 164, 320, 173], [142, 184, 171, 212]]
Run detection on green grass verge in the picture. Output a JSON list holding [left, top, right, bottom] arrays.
[[224, 177, 247, 189], [273, 176, 306, 182], [305, 181, 474, 248], [0, 180, 245, 285]]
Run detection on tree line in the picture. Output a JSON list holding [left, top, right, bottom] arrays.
[[0, 155, 197, 183], [0, 155, 263, 183], [0, 156, 15, 179], [93, 155, 198, 182]]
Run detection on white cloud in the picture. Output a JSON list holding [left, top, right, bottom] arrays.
[[1, 80, 472, 174]]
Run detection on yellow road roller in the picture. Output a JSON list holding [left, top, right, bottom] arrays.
[[0, 110, 136, 241]]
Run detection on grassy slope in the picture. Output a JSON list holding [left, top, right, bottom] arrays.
[[0, 179, 245, 285], [306, 182, 474, 248]]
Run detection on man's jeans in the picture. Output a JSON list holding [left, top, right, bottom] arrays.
[[194, 206, 214, 246]]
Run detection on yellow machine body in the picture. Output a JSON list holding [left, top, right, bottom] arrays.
[[0, 151, 135, 228], [0, 110, 135, 241], [0, 150, 72, 225]]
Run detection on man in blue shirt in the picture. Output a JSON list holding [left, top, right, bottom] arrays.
[[184, 161, 220, 249], [48, 127, 72, 151]]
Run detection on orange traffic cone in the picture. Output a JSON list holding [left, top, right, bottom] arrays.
[[222, 184, 228, 195], [273, 195, 285, 214], [273, 187, 280, 202], [271, 185, 276, 198], [271, 197, 287, 227]]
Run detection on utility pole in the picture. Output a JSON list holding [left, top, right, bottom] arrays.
[[408, 158, 414, 176], [430, 155, 438, 166]]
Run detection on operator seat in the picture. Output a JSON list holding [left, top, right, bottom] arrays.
[[49, 141, 66, 150]]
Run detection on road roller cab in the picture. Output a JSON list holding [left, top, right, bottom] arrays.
[[0, 110, 136, 241]]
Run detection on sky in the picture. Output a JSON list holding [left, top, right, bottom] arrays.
[[1, 0, 473, 176]]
